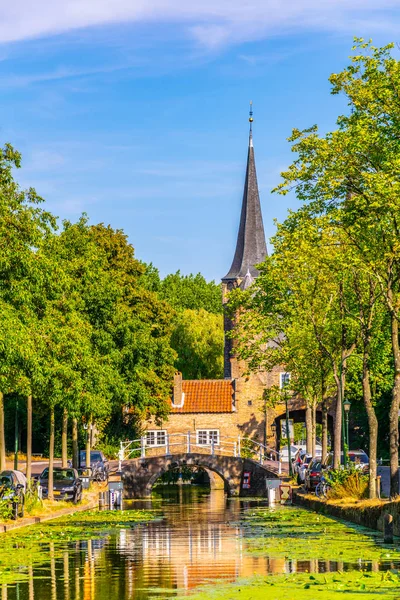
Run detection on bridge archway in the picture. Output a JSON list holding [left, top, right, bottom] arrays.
[[144, 457, 232, 495]]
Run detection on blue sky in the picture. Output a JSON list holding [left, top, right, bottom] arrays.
[[0, 2, 399, 281]]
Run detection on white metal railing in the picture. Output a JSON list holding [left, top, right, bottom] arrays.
[[118, 432, 282, 474]]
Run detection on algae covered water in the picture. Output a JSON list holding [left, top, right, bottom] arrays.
[[1, 487, 400, 599]]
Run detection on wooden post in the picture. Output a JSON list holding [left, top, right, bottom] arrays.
[[376, 476, 381, 500], [26, 395, 32, 484], [384, 514, 394, 543]]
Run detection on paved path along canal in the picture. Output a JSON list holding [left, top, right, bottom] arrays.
[[1, 486, 400, 599]]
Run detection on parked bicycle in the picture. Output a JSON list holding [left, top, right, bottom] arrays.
[[315, 474, 331, 499]]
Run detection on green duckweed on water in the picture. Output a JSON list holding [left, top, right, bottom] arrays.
[[0, 509, 157, 584], [240, 507, 400, 562], [178, 572, 400, 600], [178, 506, 400, 600]]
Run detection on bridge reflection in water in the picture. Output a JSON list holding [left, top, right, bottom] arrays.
[[0, 487, 389, 600]]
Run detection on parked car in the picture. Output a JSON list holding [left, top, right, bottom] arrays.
[[0, 470, 27, 518], [79, 450, 109, 481], [297, 454, 313, 485], [39, 467, 83, 503], [304, 458, 324, 492], [324, 450, 369, 473]]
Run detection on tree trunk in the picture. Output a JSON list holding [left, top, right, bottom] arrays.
[[305, 404, 312, 455], [311, 403, 317, 458], [333, 374, 342, 469], [48, 408, 55, 501], [85, 416, 91, 473], [389, 312, 400, 498], [362, 355, 378, 498], [26, 395, 32, 484], [322, 400, 328, 461], [72, 418, 78, 469], [0, 392, 5, 471], [61, 409, 68, 468]]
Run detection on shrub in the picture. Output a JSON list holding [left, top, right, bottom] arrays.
[[25, 485, 43, 513], [96, 443, 120, 460], [0, 499, 12, 521], [326, 467, 369, 500]]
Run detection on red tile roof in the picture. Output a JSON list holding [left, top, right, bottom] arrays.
[[171, 380, 234, 413]]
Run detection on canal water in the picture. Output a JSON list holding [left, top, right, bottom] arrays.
[[1, 486, 399, 599]]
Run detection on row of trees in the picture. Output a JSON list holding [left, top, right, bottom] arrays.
[[231, 39, 400, 498], [0, 144, 223, 497]]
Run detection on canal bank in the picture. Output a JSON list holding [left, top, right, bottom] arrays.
[[293, 488, 400, 537]]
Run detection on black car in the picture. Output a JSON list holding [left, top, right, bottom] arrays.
[[39, 467, 82, 503], [324, 450, 369, 473], [0, 470, 26, 518], [304, 458, 323, 492], [79, 450, 109, 481]]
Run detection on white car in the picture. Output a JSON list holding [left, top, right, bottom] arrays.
[[280, 445, 299, 461]]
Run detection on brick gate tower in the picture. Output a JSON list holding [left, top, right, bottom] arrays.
[[221, 103, 267, 379]]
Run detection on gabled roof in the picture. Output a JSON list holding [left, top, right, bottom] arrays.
[[222, 116, 267, 282], [171, 380, 234, 414]]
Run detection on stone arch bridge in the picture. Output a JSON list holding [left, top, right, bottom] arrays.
[[121, 453, 279, 498]]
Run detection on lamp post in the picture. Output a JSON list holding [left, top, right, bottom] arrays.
[[271, 422, 277, 459], [343, 399, 351, 465], [14, 399, 19, 471]]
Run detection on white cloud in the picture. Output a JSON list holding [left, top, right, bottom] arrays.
[[0, 63, 138, 87], [0, 1, 399, 48]]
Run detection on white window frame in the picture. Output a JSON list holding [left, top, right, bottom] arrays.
[[146, 430, 167, 447], [280, 372, 291, 389], [196, 429, 220, 446]]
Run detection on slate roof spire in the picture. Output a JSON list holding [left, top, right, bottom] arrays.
[[222, 102, 267, 282]]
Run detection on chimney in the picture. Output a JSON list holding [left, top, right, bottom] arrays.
[[173, 372, 183, 407]]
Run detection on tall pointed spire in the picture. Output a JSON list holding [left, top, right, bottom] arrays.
[[222, 103, 267, 282]]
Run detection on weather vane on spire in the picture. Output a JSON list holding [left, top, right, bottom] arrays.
[[249, 101, 254, 146]]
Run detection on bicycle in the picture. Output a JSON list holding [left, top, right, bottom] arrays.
[[315, 475, 331, 499]]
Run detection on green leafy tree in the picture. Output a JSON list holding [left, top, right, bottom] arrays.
[[159, 271, 222, 314], [0, 143, 56, 470], [274, 39, 400, 495], [171, 309, 224, 379]]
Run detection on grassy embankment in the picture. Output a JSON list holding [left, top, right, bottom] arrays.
[[0, 482, 106, 525]]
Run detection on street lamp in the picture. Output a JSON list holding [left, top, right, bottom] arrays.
[[270, 422, 277, 462], [343, 399, 351, 464]]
